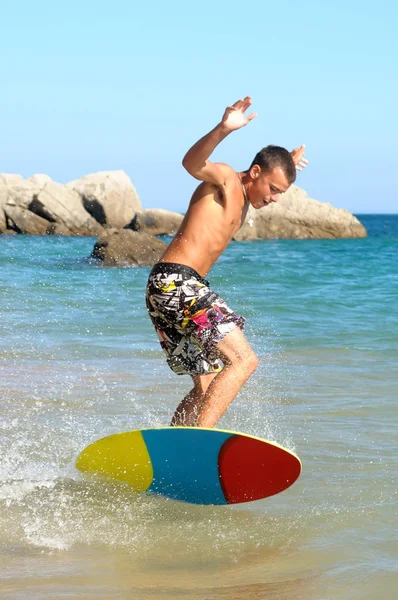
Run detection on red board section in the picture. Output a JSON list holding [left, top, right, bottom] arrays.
[[218, 435, 301, 504]]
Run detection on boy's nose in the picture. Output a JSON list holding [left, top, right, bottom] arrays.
[[270, 194, 280, 202]]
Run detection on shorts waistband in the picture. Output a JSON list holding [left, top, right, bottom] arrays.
[[149, 262, 209, 285]]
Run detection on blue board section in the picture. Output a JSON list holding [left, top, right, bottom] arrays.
[[142, 428, 232, 504]]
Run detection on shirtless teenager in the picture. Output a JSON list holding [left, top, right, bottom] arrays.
[[146, 96, 308, 428]]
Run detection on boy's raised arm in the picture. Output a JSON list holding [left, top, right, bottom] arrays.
[[182, 96, 257, 186], [290, 144, 309, 172]]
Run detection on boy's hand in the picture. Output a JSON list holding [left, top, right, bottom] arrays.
[[291, 144, 308, 171], [221, 96, 257, 132]]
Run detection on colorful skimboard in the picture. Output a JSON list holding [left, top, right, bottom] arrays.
[[76, 427, 301, 505]]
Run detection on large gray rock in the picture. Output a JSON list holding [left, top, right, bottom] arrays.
[[1, 176, 104, 235], [26, 174, 53, 187], [91, 229, 167, 266], [68, 170, 142, 229], [34, 181, 104, 235], [131, 208, 183, 236], [3, 204, 51, 235], [6, 181, 42, 211], [0, 174, 24, 186], [0, 174, 24, 232], [2, 180, 59, 234], [0, 188, 7, 232], [234, 186, 367, 240]]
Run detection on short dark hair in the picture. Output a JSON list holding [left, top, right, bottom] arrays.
[[250, 145, 296, 184]]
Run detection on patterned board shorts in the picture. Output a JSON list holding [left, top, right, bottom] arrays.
[[146, 262, 245, 376]]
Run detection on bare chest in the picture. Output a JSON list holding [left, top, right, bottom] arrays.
[[214, 186, 249, 234]]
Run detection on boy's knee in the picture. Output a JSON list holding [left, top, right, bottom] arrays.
[[245, 350, 259, 374], [230, 348, 258, 376]]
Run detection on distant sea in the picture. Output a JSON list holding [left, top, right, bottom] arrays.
[[1, 214, 397, 600]]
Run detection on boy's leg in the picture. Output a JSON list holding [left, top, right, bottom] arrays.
[[195, 327, 258, 428], [171, 372, 218, 426]]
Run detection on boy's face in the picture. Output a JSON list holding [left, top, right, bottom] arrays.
[[248, 166, 290, 209]]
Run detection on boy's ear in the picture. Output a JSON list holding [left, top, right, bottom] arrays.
[[249, 164, 261, 179]]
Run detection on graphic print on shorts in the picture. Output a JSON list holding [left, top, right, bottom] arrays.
[[146, 264, 245, 375]]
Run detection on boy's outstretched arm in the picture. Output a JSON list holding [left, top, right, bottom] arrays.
[[182, 96, 257, 186]]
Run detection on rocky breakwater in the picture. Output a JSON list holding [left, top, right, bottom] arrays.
[[0, 169, 367, 266]]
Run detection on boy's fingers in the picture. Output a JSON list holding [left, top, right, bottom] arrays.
[[232, 96, 251, 110]]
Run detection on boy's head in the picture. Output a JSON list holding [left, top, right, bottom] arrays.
[[246, 145, 296, 209]]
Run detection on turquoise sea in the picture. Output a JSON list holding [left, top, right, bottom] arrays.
[[0, 214, 397, 600]]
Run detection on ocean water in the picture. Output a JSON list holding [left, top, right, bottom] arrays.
[[0, 214, 397, 600]]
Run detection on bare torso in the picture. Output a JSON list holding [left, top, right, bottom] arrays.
[[160, 172, 248, 277]]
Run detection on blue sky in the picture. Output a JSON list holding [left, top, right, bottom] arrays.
[[1, 0, 397, 213]]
